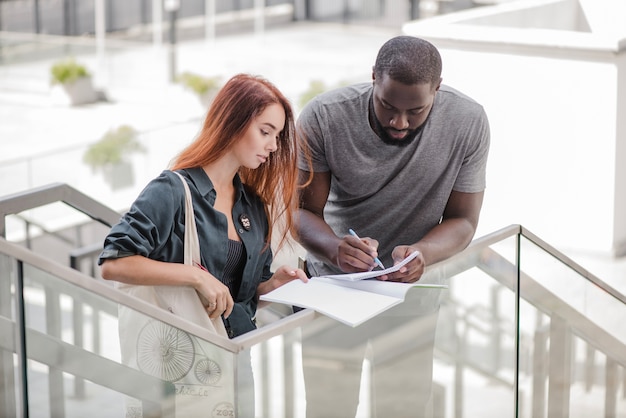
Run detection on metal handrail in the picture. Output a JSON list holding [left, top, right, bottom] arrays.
[[520, 225, 626, 305], [0, 237, 240, 352], [0, 182, 121, 238], [427, 224, 626, 306]]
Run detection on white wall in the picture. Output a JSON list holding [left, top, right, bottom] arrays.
[[403, 0, 626, 256]]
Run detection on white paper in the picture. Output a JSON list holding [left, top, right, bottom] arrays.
[[260, 279, 403, 327], [316, 276, 448, 299], [260, 251, 448, 327], [313, 251, 420, 282]]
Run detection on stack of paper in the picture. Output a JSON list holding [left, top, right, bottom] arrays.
[[260, 252, 448, 327]]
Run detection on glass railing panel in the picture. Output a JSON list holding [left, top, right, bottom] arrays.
[[254, 299, 449, 417], [434, 235, 519, 418], [4, 221, 626, 418], [15, 259, 239, 417], [249, 323, 307, 418], [437, 267, 518, 415], [250, 234, 520, 418], [518, 236, 626, 418], [520, 236, 626, 345], [0, 253, 19, 418]]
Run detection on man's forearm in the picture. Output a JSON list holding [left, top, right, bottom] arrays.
[[411, 217, 477, 266], [295, 209, 341, 267]]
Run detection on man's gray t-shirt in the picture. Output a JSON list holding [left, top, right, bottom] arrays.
[[297, 82, 490, 276]]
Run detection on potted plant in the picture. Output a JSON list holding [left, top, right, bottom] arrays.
[[83, 125, 146, 190], [50, 58, 99, 106], [177, 72, 222, 107]]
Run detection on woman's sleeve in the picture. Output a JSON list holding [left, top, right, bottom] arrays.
[[98, 172, 180, 263]]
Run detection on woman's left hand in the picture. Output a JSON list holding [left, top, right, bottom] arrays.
[[269, 265, 309, 289], [257, 265, 308, 303]]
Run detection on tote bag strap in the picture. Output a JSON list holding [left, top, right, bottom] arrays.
[[173, 171, 202, 267], [172, 171, 229, 338]]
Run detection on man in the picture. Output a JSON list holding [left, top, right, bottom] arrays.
[[295, 36, 490, 417]]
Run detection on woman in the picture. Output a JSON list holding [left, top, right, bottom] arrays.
[[99, 74, 309, 416], [98, 73, 308, 337]]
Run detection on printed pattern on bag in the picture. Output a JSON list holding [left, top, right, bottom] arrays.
[[137, 320, 223, 386]]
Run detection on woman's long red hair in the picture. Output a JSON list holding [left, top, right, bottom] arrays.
[[170, 73, 305, 251]]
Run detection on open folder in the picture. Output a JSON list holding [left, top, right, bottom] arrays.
[[260, 252, 448, 327]]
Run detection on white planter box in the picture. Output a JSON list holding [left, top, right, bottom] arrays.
[[62, 76, 99, 106]]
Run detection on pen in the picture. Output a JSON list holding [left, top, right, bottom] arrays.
[[348, 228, 385, 270]]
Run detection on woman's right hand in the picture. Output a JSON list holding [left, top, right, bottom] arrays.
[[101, 255, 234, 319], [190, 264, 234, 319]]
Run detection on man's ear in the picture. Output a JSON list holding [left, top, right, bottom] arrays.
[[371, 68, 376, 82], [434, 77, 443, 91]]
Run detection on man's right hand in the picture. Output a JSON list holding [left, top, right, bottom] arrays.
[[337, 234, 381, 273]]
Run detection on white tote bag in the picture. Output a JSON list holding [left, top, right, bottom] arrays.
[[117, 171, 234, 417]]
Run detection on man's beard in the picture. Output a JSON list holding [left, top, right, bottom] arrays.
[[371, 111, 422, 147], [369, 94, 423, 147]]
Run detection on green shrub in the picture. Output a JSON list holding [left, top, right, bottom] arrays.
[[50, 59, 90, 85], [177, 72, 221, 95], [83, 125, 145, 171]]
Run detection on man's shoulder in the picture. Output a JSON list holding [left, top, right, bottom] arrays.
[[438, 85, 483, 108], [436, 84, 487, 120]]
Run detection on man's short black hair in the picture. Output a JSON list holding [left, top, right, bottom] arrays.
[[373, 36, 442, 86]]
